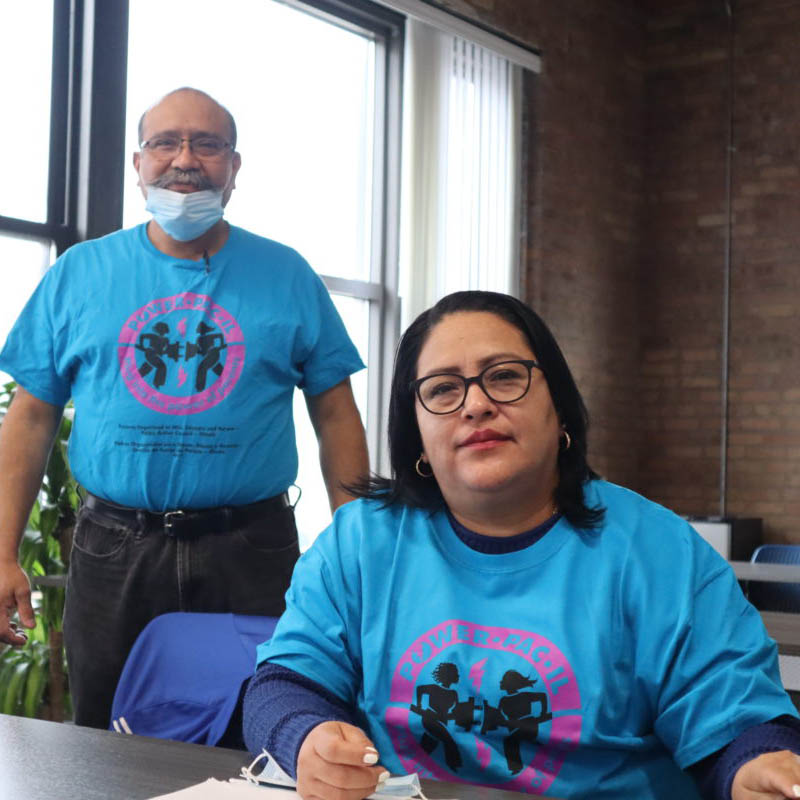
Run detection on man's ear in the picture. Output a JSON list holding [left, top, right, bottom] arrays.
[[231, 151, 242, 188]]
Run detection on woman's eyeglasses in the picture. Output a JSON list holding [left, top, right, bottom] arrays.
[[412, 360, 542, 415]]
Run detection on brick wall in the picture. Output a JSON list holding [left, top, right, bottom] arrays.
[[726, 0, 800, 540], [640, 1, 732, 516], [642, 0, 800, 541]]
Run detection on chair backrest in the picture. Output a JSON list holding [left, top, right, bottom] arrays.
[[748, 544, 800, 612], [110, 612, 278, 745]]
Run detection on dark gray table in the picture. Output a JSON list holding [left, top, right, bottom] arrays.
[[761, 610, 800, 657], [730, 561, 800, 584], [728, 562, 800, 657], [0, 714, 557, 800]]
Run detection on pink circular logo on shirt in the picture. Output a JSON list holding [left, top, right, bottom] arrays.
[[118, 294, 245, 415], [385, 620, 582, 795]]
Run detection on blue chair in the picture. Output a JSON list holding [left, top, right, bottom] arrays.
[[747, 544, 800, 613], [109, 612, 278, 746]]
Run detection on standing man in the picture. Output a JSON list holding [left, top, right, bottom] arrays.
[[0, 87, 369, 728]]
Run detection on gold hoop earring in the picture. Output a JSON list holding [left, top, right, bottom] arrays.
[[415, 456, 433, 478], [561, 430, 572, 451]]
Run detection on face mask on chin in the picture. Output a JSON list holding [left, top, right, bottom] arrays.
[[145, 186, 224, 241]]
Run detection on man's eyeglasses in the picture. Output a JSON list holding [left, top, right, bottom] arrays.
[[140, 136, 233, 160], [412, 360, 543, 415]]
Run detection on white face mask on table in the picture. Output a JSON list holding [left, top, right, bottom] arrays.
[[240, 749, 432, 800]]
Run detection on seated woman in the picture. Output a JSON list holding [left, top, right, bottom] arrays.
[[243, 291, 800, 800]]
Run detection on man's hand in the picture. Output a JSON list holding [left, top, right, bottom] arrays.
[[732, 749, 800, 799], [296, 721, 389, 800], [0, 385, 62, 647], [0, 558, 35, 646]]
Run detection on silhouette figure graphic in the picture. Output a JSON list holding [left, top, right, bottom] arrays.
[[498, 670, 551, 774], [136, 322, 173, 388], [191, 321, 227, 391], [411, 662, 463, 771]]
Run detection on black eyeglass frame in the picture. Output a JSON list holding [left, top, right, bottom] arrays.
[[139, 136, 234, 159], [411, 359, 543, 415]]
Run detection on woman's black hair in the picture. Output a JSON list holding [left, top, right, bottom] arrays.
[[350, 290, 605, 529]]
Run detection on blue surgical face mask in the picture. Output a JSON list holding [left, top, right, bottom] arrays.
[[241, 749, 427, 799], [145, 187, 224, 241]]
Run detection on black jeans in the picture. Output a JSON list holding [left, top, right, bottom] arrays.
[[62, 500, 299, 729]]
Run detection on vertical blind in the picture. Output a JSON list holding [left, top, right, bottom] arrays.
[[439, 36, 518, 299], [400, 18, 521, 327]]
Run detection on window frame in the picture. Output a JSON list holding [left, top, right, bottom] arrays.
[[290, 0, 405, 474], [0, 0, 75, 256], [0, 0, 132, 255]]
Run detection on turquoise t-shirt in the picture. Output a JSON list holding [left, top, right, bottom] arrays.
[[260, 480, 797, 799], [0, 224, 364, 510]]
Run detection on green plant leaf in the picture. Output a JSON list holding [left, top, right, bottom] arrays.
[[0, 640, 52, 718], [39, 506, 59, 541], [23, 660, 47, 718], [39, 586, 65, 632], [66, 484, 81, 512], [3, 660, 31, 715], [29, 615, 47, 644], [27, 500, 41, 532], [46, 447, 70, 503], [0, 386, 73, 720], [19, 532, 43, 574], [0, 656, 18, 709]]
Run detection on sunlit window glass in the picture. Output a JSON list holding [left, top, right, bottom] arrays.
[[123, 0, 375, 283], [0, 3, 54, 222], [293, 295, 369, 548], [0, 233, 55, 383]]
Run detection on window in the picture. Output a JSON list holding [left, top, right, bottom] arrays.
[[0, 5, 54, 224], [0, 236, 55, 384], [123, 0, 402, 546], [0, 3, 64, 381]]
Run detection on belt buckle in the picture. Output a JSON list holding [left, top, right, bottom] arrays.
[[163, 509, 187, 535]]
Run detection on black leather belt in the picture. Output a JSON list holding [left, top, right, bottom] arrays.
[[83, 492, 291, 538]]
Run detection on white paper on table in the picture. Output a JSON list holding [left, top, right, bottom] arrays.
[[147, 777, 296, 799], [148, 777, 458, 800], [149, 748, 459, 800]]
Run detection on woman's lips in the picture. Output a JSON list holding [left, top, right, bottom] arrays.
[[460, 429, 512, 448]]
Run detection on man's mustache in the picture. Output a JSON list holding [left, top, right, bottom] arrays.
[[148, 168, 215, 190]]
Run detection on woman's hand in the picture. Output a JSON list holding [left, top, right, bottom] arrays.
[[296, 720, 389, 800], [732, 750, 800, 799]]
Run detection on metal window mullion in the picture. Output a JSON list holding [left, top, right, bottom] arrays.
[[366, 30, 390, 474], [374, 18, 404, 476], [277, 0, 405, 39], [64, 0, 85, 253], [75, 0, 129, 241], [320, 276, 383, 302], [48, 0, 70, 250], [0, 217, 57, 241]]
